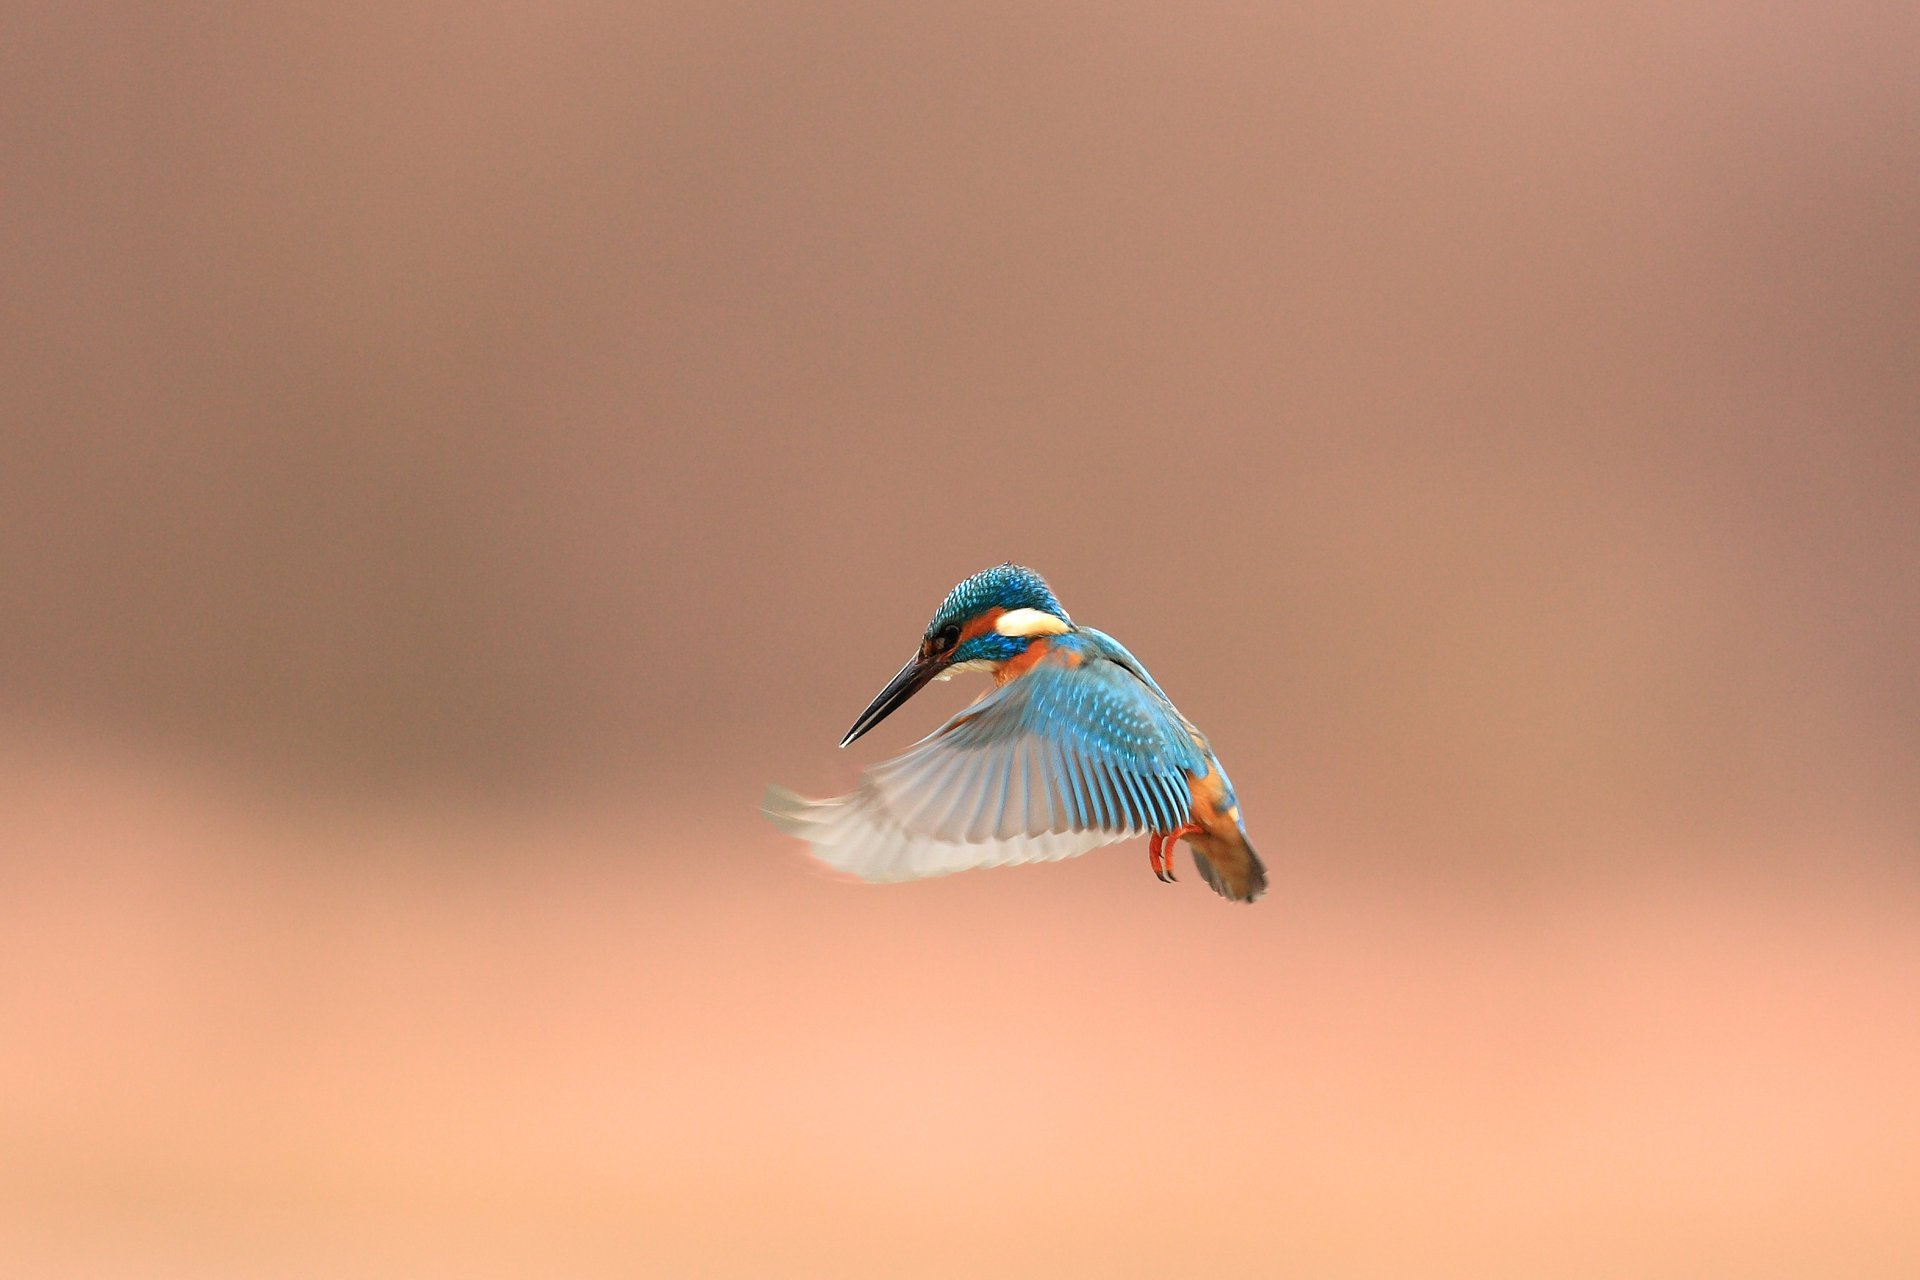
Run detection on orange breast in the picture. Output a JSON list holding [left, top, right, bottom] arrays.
[[992, 638, 1047, 684], [990, 636, 1087, 684]]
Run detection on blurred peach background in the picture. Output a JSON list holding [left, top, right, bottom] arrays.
[[4, 2, 1917, 1276]]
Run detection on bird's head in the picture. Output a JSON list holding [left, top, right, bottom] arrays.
[[840, 563, 1074, 747]]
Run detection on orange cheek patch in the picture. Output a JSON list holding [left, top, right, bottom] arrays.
[[958, 608, 1005, 644]]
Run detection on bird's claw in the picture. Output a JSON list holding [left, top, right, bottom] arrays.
[[1148, 832, 1177, 883], [1149, 825, 1206, 885]]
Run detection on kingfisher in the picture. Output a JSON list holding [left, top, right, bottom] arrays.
[[763, 564, 1267, 902]]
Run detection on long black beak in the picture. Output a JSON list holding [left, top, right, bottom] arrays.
[[840, 650, 944, 747]]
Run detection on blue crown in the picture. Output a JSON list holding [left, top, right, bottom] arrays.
[[927, 564, 1069, 634]]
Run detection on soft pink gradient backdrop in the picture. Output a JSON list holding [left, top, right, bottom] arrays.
[[4, 3, 1917, 1276]]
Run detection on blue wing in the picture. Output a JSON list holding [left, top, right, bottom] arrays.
[[764, 650, 1205, 883]]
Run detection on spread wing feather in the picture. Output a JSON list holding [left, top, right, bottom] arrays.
[[765, 655, 1203, 883]]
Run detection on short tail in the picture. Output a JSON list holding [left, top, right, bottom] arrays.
[[1188, 827, 1268, 903]]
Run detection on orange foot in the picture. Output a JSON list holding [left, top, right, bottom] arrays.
[[1149, 825, 1203, 883]]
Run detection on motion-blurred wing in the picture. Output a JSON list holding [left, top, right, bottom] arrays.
[[765, 655, 1204, 883]]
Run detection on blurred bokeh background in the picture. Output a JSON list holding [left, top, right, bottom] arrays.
[[4, 2, 1917, 1276]]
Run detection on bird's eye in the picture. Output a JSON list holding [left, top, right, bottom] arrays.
[[934, 624, 961, 651]]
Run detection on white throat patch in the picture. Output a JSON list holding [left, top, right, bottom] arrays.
[[994, 607, 1072, 638]]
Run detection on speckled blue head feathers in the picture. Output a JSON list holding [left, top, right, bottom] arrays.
[[836, 564, 1071, 748], [927, 563, 1070, 637]]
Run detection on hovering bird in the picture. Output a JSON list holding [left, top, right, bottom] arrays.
[[763, 564, 1267, 901]]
